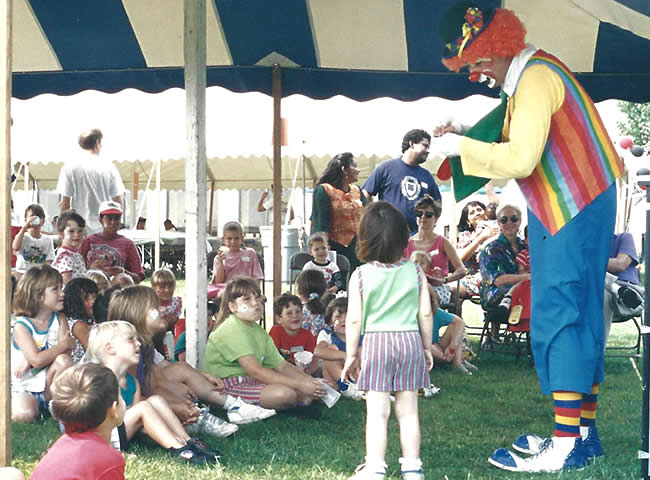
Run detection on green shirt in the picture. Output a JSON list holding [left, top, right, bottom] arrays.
[[359, 260, 421, 333], [203, 314, 284, 379]]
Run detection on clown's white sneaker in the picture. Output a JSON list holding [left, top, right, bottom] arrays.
[[512, 433, 546, 455], [489, 436, 588, 472], [513, 426, 603, 459]]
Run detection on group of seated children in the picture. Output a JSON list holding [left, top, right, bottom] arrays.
[[10, 264, 279, 469]]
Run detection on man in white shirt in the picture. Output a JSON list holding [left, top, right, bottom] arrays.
[[57, 129, 125, 233]]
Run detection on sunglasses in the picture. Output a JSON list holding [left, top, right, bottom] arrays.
[[415, 210, 435, 218], [499, 215, 520, 224]]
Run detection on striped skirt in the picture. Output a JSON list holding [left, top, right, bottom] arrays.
[[357, 330, 429, 392]]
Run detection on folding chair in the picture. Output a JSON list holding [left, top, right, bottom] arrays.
[[605, 281, 643, 358], [335, 253, 351, 290], [289, 252, 314, 292]]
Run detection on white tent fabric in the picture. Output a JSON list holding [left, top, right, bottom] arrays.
[[10, 87, 500, 190], [11, 87, 625, 191]]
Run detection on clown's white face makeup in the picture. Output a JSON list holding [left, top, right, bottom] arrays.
[[467, 57, 510, 88]]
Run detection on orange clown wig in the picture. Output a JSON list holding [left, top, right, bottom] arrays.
[[439, 2, 527, 72]]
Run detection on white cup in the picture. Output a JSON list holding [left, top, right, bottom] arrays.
[[294, 351, 313, 371], [319, 379, 341, 408]]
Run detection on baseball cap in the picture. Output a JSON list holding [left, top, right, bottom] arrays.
[[98, 200, 123, 216]]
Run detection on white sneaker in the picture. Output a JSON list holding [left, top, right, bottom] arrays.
[[185, 406, 238, 438], [348, 463, 386, 480], [341, 382, 364, 401], [399, 457, 424, 480], [227, 397, 276, 425], [489, 436, 588, 472]]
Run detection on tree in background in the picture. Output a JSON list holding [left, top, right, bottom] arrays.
[[617, 101, 650, 148]]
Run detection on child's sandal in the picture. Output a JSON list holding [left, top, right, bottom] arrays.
[[168, 444, 213, 465], [186, 437, 222, 461]]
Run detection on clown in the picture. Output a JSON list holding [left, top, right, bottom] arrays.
[[431, 1, 625, 473]]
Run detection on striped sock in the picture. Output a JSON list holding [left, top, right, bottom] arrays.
[[580, 384, 599, 427], [553, 391, 581, 437]]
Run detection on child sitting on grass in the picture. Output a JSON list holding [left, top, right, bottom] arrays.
[[108, 286, 273, 434], [86, 269, 111, 294], [30, 363, 126, 480], [270, 293, 319, 376], [204, 277, 327, 410], [11, 264, 75, 423], [314, 296, 363, 400], [86, 321, 219, 464], [302, 233, 344, 293], [63, 277, 99, 364], [12, 203, 55, 275], [296, 269, 327, 337], [52, 210, 87, 285], [426, 285, 477, 375], [151, 267, 183, 332], [209, 221, 263, 299]]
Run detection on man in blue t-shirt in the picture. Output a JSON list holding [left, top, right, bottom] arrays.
[[363, 129, 441, 234], [608, 232, 640, 284]]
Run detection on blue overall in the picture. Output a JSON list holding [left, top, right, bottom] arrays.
[[528, 183, 616, 395]]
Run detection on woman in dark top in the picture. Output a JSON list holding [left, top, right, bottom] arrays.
[[311, 153, 367, 271]]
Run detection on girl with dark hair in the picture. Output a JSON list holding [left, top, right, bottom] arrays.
[[63, 277, 99, 364], [296, 269, 327, 337], [341, 201, 433, 479], [456, 200, 500, 298], [311, 152, 367, 270]]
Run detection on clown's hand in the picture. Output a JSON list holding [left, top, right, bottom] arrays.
[[433, 119, 467, 137], [429, 132, 463, 159]]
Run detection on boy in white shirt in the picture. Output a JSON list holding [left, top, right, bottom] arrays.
[[12, 204, 55, 275]]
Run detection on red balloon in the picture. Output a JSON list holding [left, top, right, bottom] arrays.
[[619, 136, 633, 149]]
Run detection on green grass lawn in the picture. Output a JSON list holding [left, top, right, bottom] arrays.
[[10, 281, 645, 479], [10, 314, 644, 479]]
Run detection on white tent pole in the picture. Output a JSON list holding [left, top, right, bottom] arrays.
[[184, 0, 207, 367], [155, 158, 161, 270], [134, 161, 156, 228], [0, 0, 12, 465], [272, 66, 282, 299], [131, 168, 138, 228]]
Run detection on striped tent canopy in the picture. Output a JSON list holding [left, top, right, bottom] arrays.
[[12, 0, 650, 102]]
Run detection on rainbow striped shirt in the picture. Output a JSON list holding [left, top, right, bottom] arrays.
[[516, 51, 624, 235]]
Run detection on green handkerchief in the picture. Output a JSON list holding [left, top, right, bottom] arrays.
[[450, 93, 507, 201]]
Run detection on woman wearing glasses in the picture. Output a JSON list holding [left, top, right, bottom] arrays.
[[404, 195, 466, 305], [479, 205, 530, 338]]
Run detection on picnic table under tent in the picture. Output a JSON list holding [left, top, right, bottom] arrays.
[[3, 0, 650, 469]]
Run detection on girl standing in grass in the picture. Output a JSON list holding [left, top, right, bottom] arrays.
[[341, 201, 433, 480]]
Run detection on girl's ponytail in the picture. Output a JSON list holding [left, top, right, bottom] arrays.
[[296, 270, 327, 315]]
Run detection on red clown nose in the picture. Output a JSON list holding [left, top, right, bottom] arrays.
[[469, 71, 481, 83]]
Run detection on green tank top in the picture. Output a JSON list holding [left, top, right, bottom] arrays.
[[358, 259, 422, 333]]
